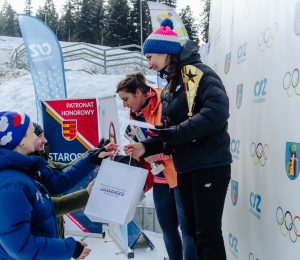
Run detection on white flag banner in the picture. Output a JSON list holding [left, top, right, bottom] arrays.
[[147, 1, 189, 45]]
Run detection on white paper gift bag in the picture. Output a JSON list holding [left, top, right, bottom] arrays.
[[84, 158, 148, 225]]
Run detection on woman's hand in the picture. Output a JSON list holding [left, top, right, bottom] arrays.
[[99, 143, 119, 158], [86, 179, 96, 195], [124, 143, 145, 157], [76, 241, 91, 259], [145, 155, 157, 163]]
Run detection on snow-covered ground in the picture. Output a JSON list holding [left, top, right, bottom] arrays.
[[0, 36, 163, 259]]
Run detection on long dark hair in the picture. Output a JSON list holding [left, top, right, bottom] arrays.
[[116, 72, 149, 95], [167, 54, 180, 94]]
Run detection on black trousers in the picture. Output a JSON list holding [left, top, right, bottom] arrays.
[[177, 164, 231, 260]]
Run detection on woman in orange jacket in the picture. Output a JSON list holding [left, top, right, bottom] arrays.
[[116, 73, 197, 260]]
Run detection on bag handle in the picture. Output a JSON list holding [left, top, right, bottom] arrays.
[[112, 148, 132, 166]]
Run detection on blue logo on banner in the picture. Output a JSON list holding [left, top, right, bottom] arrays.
[[231, 180, 238, 206], [224, 52, 231, 74], [17, 14, 67, 124], [231, 139, 240, 160], [285, 142, 300, 180], [250, 192, 261, 219], [237, 42, 247, 65], [295, 1, 300, 36], [228, 233, 238, 258], [236, 84, 243, 109], [253, 78, 267, 104]]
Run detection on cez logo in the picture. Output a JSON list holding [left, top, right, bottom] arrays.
[[231, 139, 240, 160], [237, 42, 247, 65], [253, 78, 267, 103], [228, 233, 238, 258], [250, 192, 261, 220], [294, 1, 300, 36], [29, 43, 52, 57]]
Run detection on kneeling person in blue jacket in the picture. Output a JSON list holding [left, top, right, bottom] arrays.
[[0, 111, 117, 260]]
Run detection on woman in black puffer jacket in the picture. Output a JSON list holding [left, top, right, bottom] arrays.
[[124, 18, 232, 260]]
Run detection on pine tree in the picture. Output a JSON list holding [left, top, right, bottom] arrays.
[[57, 0, 76, 41], [1, 0, 8, 14], [158, 0, 176, 9], [91, 0, 106, 45], [0, 11, 5, 35], [179, 5, 199, 45], [76, 0, 96, 43], [2, 4, 17, 36], [129, 0, 151, 46], [24, 0, 33, 15], [199, 0, 210, 43], [105, 0, 133, 46], [35, 0, 59, 34]]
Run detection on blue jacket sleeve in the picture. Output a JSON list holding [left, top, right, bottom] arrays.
[[41, 153, 96, 195], [0, 183, 76, 260], [170, 77, 230, 145]]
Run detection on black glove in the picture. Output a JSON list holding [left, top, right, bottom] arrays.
[[90, 147, 107, 165], [162, 142, 176, 155], [73, 241, 84, 259], [146, 125, 172, 142], [98, 138, 110, 148]]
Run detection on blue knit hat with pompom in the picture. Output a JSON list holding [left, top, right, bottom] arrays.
[[0, 111, 30, 150], [143, 18, 182, 55]]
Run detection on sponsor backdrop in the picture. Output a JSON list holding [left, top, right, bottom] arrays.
[[208, 0, 300, 258], [41, 98, 103, 235]]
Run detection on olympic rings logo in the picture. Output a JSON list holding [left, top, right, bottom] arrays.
[[258, 23, 278, 52], [249, 253, 257, 260], [250, 142, 269, 166], [276, 207, 300, 243], [283, 69, 300, 97]]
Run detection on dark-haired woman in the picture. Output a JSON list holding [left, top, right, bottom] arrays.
[[117, 72, 198, 260], [124, 18, 232, 260]]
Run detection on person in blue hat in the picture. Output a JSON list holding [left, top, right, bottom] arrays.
[[0, 111, 117, 260]]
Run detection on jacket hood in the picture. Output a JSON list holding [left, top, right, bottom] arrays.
[[0, 147, 48, 173], [146, 86, 162, 113], [178, 40, 202, 71]]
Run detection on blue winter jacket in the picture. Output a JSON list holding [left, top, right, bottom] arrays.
[[0, 147, 95, 260]]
